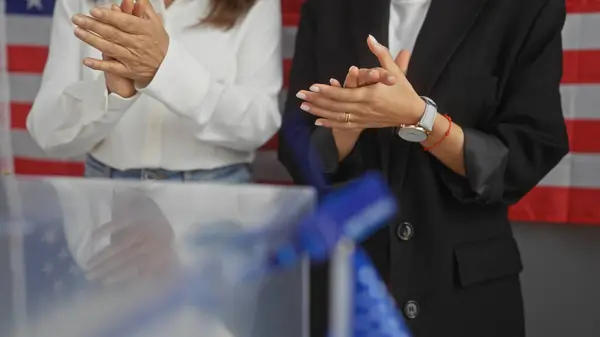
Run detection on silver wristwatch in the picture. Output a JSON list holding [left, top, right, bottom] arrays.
[[396, 96, 437, 142]]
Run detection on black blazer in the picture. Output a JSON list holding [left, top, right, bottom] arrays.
[[278, 0, 569, 336]]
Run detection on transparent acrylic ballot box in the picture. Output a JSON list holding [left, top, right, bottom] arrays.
[[0, 176, 315, 337]]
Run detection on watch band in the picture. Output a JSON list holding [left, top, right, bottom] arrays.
[[418, 96, 437, 132]]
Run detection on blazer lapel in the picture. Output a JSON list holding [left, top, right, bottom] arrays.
[[351, 0, 391, 68], [407, 0, 489, 95]]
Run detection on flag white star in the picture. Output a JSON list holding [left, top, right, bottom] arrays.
[[26, 0, 44, 11], [41, 263, 54, 275], [41, 229, 57, 244]]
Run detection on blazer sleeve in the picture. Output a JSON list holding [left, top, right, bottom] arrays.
[[26, 0, 138, 158], [278, 1, 364, 187], [436, 0, 569, 205]]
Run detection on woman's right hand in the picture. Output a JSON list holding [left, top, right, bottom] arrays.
[[328, 51, 411, 161], [103, 1, 136, 98]]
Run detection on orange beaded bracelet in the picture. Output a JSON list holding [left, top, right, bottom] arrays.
[[423, 114, 452, 151]]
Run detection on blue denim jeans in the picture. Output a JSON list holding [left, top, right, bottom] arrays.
[[84, 155, 252, 183]]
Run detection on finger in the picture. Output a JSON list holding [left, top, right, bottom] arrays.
[[91, 220, 125, 242], [306, 84, 366, 103], [343, 66, 359, 88], [132, 1, 143, 17], [137, 0, 161, 23], [314, 118, 364, 130], [395, 50, 411, 75], [72, 15, 133, 47], [367, 35, 400, 75], [357, 67, 396, 86], [89, 7, 145, 34], [120, 0, 135, 14], [83, 57, 130, 76], [315, 118, 383, 130], [87, 245, 145, 281], [297, 90, 359, 114], [300, 102, 349, 122], [86, 236, 139, 273], [329, 78, 342, 88], [74, 27, 129, 58]]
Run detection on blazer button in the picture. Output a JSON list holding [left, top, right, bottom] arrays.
[[403, 300, 419, 319], [396, 222, 414, 241]]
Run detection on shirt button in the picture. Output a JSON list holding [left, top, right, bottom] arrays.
[[396, 222, 414, 241], [403, 300, 420, 319]]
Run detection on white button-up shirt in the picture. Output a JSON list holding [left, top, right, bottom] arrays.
[[388, 0, 431, 57], [27, 0, 283, 171]]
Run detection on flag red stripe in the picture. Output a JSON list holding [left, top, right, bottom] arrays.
[[509, 186, 600, 225], [9, 45, 599, 85], [566, 119, 600, 153], [6, 45, 48, 74], [282, 13, 300, 27], [9, 156, 600, 225], [10, 102, 30, 129], [14, 157, 85, 176], [261, 135, 279, 150], [562, 50, 600, 84], [283, 59, 292, 88], [566, 0, 600, 13]]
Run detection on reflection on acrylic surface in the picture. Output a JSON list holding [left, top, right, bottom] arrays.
[[0, 176, 315, 337]]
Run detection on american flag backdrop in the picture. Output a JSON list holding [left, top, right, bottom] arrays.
[[1, 0, 600, 224]]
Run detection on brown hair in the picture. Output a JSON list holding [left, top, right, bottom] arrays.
[[201, 0, 258, 30]]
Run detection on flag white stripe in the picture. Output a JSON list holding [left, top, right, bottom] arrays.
[[539, 153, 600, 188], [282, 26, 297, 60], [560, 85, 600, 120], [4, 13, 298, 59], [8, 74, 40, 103], [10, 129, 600, 188], [562, 13, 600, 50], [9, 73, 600, 120], [5, 15, 53, 46]]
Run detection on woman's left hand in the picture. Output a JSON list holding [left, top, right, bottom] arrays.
[[71, 0, 168, 88], [296, 35, 426, 130]]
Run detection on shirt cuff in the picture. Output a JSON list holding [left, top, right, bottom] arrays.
[[436, 128, 509, 203], [137, 38, 211, 119], [80, 75, 139, 124]]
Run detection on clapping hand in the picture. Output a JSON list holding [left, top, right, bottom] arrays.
[[86, 191, 178, 285], [71, 0, 168, 88], [297, 35, 424, 130]]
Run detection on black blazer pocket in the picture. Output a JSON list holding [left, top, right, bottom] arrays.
[[454, 234, 523, 288]]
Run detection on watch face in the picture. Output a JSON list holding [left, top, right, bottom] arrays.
[[397, 126, 427, 142]]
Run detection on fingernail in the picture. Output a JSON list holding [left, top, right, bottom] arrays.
[[296, 91, 306, 100], [387, 75, 396, 83], [83, 59, 93, 66], [315, 120, 323, 126], [300, 103, 310, 111], [309, 85, 320, 93], [368, 34, 379, 44], [71, 15, 83, 24]]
